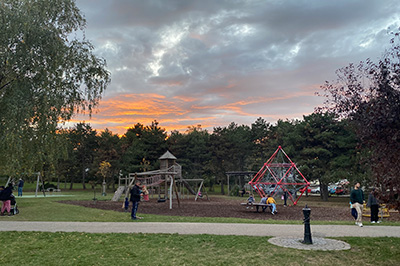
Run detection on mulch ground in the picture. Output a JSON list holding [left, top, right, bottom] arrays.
[[61, 197, 400, 222]]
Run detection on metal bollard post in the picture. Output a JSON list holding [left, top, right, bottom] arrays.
[[302, 204, 312, 244]]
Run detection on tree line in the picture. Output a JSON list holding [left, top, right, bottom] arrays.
[[42, 113, 363, 200]]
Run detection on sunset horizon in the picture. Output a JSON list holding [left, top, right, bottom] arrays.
[[69, 0, 399, 135]]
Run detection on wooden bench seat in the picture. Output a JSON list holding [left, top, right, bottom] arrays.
[[241, 202, 272, 212]]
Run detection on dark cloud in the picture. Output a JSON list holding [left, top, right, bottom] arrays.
[[74, 0, 400, 134]]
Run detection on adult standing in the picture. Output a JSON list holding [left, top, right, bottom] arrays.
[[130, 180, 143, 220], [350, 182, 364, 227], [367, 188, 381, 224], [283, 190, 288, 207], [17, 178, 24, 197], [0, 184, 13, 216]]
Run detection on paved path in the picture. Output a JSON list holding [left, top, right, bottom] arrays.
[[1, 221, 400, 237]]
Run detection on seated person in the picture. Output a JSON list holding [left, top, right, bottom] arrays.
[[260, 196, 269, 212], [266, 194, 277, 215], [246, 194, 255, 209], [247, 193, 255, 203]]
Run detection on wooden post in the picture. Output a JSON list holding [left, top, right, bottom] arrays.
[[165, 175, 168, 199], [227, 174, 230, 196], [195, 180, 204, 201], [173, 176, 180, 207], [169, 176, 173, 209], [35, 173, 40, 197], [5, 177, 11, 187]]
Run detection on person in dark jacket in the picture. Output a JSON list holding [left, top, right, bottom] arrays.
[[1, 184, 13, 216], [367, 188, 381, 223], [350, 182, 364, 227], [130, 180, 143, 220], [17, 178, 24, 197]]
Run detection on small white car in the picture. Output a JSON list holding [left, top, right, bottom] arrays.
[[310, 187, 320, 193]]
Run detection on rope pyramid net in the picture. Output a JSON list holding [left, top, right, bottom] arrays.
[[249, 146, 310, 205]]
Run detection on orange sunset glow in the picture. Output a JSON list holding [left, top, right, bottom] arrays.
[[70, 0, 396, 135]]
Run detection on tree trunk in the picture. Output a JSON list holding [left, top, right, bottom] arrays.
[[320, 183, 329, 201], [220, 179, 225, 195], [81, 166, 86, 189], [209, 179, 214, 192], [69, 179, 73, 190]]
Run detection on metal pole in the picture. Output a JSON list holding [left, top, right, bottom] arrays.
[[302, 205, 312, 244]]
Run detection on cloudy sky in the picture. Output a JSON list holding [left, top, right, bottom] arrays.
[[71, 0, 400, 134]]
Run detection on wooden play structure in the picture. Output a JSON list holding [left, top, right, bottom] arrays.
[[249, 146, 310, 205], [112, 151, 208, 209]]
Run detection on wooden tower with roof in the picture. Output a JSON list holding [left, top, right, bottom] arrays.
[[113, 150, 207, 208]]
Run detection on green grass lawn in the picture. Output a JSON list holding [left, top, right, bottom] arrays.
[[0, 232, 398, 266], [1, 186, 399, 265]]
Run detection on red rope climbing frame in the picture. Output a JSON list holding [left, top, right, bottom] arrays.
[[249, 146, 310, 205]]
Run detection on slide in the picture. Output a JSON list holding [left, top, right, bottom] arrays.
[[182, 180, 196, 195], [111, 186, 125, 201]]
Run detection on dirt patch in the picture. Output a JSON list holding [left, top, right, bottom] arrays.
[[60, 197, 400, 222]]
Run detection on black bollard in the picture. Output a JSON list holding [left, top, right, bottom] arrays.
[[302, 204, 312, 244]]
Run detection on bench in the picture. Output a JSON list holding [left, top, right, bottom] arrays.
[[241, 202, 272, 213]]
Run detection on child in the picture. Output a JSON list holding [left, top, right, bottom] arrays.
[[142, 185, 149, 201], [260, 196, 268, 212], [124, 197, 129, 212], [247, 194, 255, 209], [266, 194, 277, 215], [350, 202, 357, 221]]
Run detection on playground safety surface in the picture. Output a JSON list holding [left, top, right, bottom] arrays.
[[61, 197, 400, 222]]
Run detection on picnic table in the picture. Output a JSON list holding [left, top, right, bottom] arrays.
[[241, 202, 272, 213]]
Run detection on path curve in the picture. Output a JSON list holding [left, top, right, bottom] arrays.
[[1, 221, 400, 237]]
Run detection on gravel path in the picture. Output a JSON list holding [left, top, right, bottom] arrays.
[[1, 221, 399, 238]]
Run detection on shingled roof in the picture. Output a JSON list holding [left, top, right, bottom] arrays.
[[159, 150, 177, 160]]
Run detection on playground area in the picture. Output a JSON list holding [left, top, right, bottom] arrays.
[[62, 196, 400, 222], [59, 148, 400, 223]]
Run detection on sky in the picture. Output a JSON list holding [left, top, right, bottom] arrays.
[[70, 0, 400, 135]]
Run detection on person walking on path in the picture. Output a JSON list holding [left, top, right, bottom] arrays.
[[350, 182, 364, 227], [17, 178, 24, 197], [130, 180, 143, 220], [367, 188, 381, 224]]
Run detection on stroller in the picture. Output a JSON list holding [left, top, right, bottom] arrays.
[[10, 194, 19, 215]]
